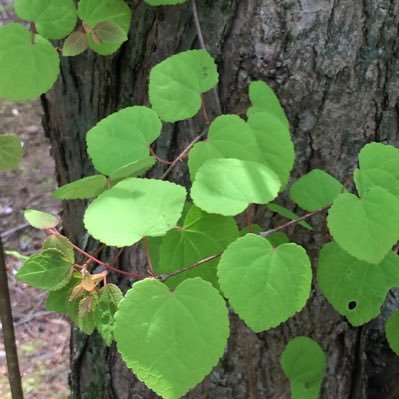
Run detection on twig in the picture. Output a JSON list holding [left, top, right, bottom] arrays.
[[150, 147, 174, 165], [1, 223, 30, 240], [260, 206, 329, 237], [143, 237, 157, 277]]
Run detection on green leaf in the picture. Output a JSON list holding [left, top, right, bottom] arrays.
[[218, 234, 312, 332], [144, 0, 188, 5], [386, 311, 399, 356], [317, 242, 399, 326], [42, 235, 74, 264], [94, 284, 123, 346], [327, 187, 399, 264], [53, 175, 107, 200], [191, 158, 281, 216], [290, 169, 343, 211], [93, 20, 128, 45], [109, 156, 156, 183], [188, 114, 263, 180], [267, 203, 313, 230], [0, 134, 23, 170], [77, 0, 131, 55], [280, 336, 326, 399], [247, 111, 294, 188], [247, 81, 289, 127], [16, 249, 73, 291], [14, 0, 77, 40], [24, 209, 59, 229], [62, 31, 88, 57], [84, 178, 187, 247], [86, 106, 161, 176], [156, 205, 239, 288], [267, 232, 290, 247], [0, 23, 60, 101], [114, 278, 229, 399], [149, 50, 218, 122]]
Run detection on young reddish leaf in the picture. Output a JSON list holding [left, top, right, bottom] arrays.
[[63, 31, 88, 57], [93, 21, 128, 45]]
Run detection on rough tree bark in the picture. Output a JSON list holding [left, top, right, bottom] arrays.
[[41, 1, 399, 398]]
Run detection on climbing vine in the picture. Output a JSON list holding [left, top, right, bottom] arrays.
[[1, 1, 399, 398]]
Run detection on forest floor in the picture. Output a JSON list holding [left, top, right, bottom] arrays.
[[0, 100, 70, 398]]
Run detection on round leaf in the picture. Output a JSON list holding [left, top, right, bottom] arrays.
[[218, 234, 312, 332], [327, 187, 399, 264], [191, 158, 281, 216], [0, 23, 60, 101], [84, 178, 187, 247], [93, 21, 128, 45], [149, 50, 218, 122], [63, 31, 88, 57], [24, 209, 59, 229], [53, 175, 107, 200], [317, 242, 399, 326], [386, 311, 399, 356], [14, 0, 77, 40], [114, 278, 229, 399], [86, 106, 162, 175], [0, 134, 23, 170]]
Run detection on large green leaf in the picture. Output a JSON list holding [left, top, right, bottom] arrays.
[[0, 23, 60, 101], [53, 175, 107, 200], [114, 278, 229, 399], [0, 134, 23, 170], [317, 242, 399, 326], [14, 0, 77, 40], [327, 187, 399, 264], [16, 249, 73, 291], [84, 178, 187, 247], [24, 209, 59, 229], [266, 203, 313, 230], [217, 234, 312, 332], [149, 50, 218, 122], [247, 81, 289, 127], [191, 158, 281, 216], [156, 205, 239, 288], [188, 114, 262, 180], [354, 168, 399, 199], [386, 311, 399, 356], [247, 111, 294, 188], [290, 169, 343, 211], [77, 0, 131, 55], [86, 106, 162, 176], [280, 336, 326, 399]]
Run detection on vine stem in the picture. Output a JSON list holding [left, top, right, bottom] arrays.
[[259, 206, 330, 237]]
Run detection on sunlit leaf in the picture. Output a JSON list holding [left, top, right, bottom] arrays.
[[24, 209, 59, 229]]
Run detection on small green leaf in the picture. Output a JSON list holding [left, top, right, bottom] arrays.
[[267, 232, 290, 247], [281, 336, 326, 399], [24, 209, 59, 229], [317, 242, 399, 326], [109, 156, 156, 183], [77, 0, 131, 55], [14, 0, 77, 40], [114, 278, 229, 399], [327, 187, 399, 264], [247, 81, 289, 127], [42, 235, 74, 264], [86, 106, 161, 176], [218, 234, 312, 332], [93, 20, 128, 45], [191, 158, 281, 216], [94, 284, 123, 346], [0, 134, 23, 170], [386, 311, 399, 356], [267, 203, 313, 230], [84, 178, 187, 247], [149, 50, 218, 122], [0, 23, 60, 101], [16, 249, 73, 291], [63, 31, 88, 57], [53, 175, 107, 200], [144, 0, 188, 5], [290, 169, 343, 211]]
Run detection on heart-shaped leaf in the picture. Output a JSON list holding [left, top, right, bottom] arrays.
[[0, 23, 60, 100], [149, 50, 218, 122], [86, 106, 162, 176], [280, 336, 326, 399], [84, 178, 186, 247], [15, 0, 77, 40], [24, 209, 59, 229], [218, 234, 312, 332], [0, 134, 23, 170], [327, 187, 399, 264], [191, 158, 281, 216], [53, 175, 107, 200], [317, 242, 399, 326], [386, 311, 399, 356], [114, 278, 229, 399]]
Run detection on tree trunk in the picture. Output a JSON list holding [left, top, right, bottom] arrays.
[[41, 0, 399, 398]]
